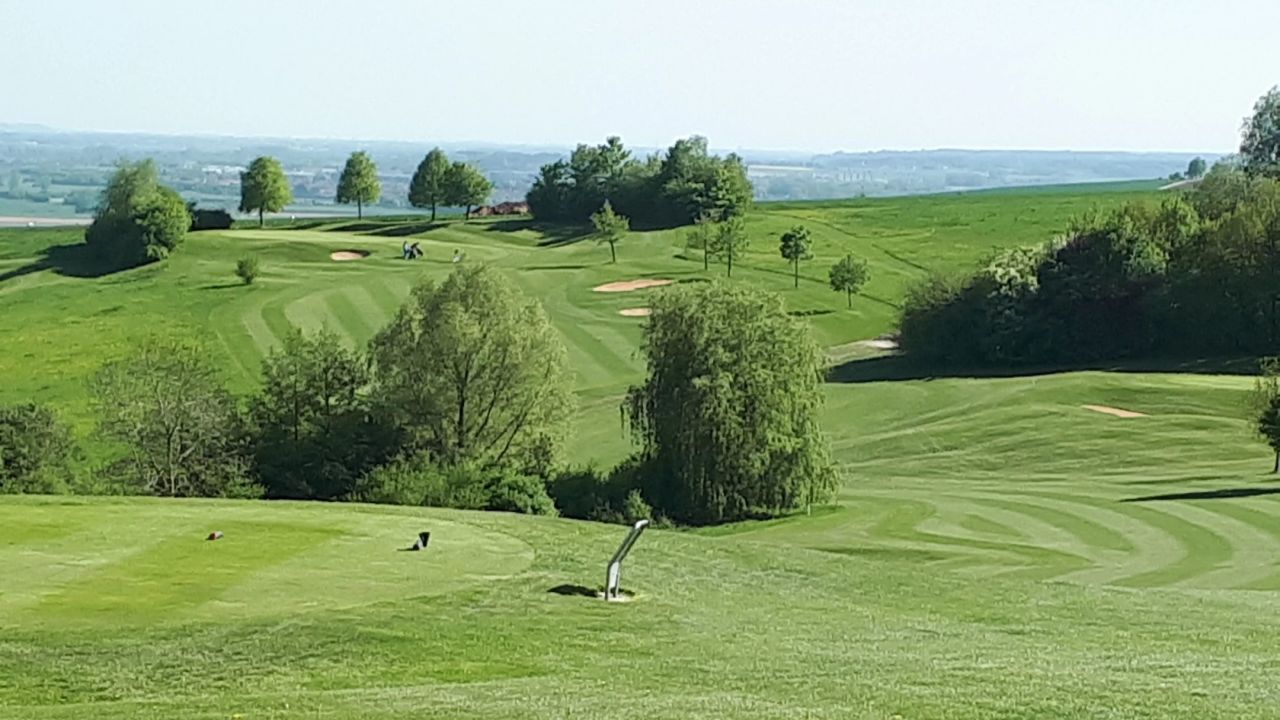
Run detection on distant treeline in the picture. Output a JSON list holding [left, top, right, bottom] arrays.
[[526, 136, 752, 227], [899, 163, 1280, 365]]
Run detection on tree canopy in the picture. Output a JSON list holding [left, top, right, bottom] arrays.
[[250, 329, 396, 499], [708, 215, 749, 277], [1241, 86, 1280, 178], [370, 266, 572, 473], [84, 160, 190, 268], [1186, 157, 1208, 179], [0, 403, 76, 494], [239, 156, 293, 226], [336, 151, 381, 219], [527, 135, 752, 227], [590, 200, 629, 263], [779, 225, 813, 288], [624, 282, 836, 524], [829, 254, 870, 308], [446, 161, 493, 220], [90, 338, 257, 498], [408, 148, 451, 221]]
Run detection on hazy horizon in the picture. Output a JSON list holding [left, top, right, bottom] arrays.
[[3, 0, 1277, 154]]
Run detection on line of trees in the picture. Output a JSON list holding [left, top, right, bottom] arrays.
[[899, 86, 1280, 367], [526, 136, 753, 228], [2, 270, 836, 525], [408, 147, 493, 220]]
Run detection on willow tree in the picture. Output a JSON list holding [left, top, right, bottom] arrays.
[[625, 282, 836, 524]]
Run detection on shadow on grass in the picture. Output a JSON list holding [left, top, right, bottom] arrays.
[[0, 243, 143, 282], [200, 282, 246, 290], [483, 219, 590, 247], [521, 264, 591, 271], [828, 353, 1264, 384], [790, 309, 834, 318], [367, 222, 449, 238], [1122, 486, 1280, 503], [548, 584, 598, 598]]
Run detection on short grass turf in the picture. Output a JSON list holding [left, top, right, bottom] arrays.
[[6, 183, 1280, 717]]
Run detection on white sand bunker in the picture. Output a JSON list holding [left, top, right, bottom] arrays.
[[619, 308, 652, 317], [593, 279, 673, 293], [330, 250, 370, 261], [1082, 405, 1147, 418]]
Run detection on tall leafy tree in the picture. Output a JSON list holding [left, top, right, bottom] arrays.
[[686, 214, 715, 271], [84, 159, 190, 267], [829, 254, 869, 308], [624, 282, 836, 524], [1255, 357, 1280, 473], [708, 215, 749, 277], [779, 225, 813, 288], [239, 156, 293, 227], [250, 329, 396, 499], [1186, 157, 1208, 179], [446, 161, 494, 220], [1241, 86, 1280, 178], [0, 403, 76, 494], [336, 151, 381, 219], [370, 266, 572, 471], [590, 200, 629, 263], [408, 148, 451, 221], [90, 338, 257, 498]]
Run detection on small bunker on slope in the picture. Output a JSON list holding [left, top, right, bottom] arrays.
[[618, 308, 652, 317], [592, 279, 673, 293], [330, 250, 370, 261], [1082, 404, 1147, 418]]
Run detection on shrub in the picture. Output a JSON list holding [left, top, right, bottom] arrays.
[[235, 257, 260, 285], [484, 472, 557, 516], [352, 456, 487, 510], [191, 208, 234, 231], [0, 403, 77, 494]]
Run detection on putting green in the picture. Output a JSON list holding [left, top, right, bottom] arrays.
[[0, 497, 533, 627]]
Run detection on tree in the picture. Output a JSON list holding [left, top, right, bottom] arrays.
[[446, 161, 493, 220], [779, 225, 813, 288], [0, 403, 76, 494], [90, 338, 257, 498], [336, 151, 381, 219], [250, 329, 396, 499], [1241, 86, 1280, 178], [686, 214, 715, 271], [84, 160, 191, 267], [1255, 357, 1280, 473], [408, 148, 451, 221], [624, 282, 836, 524], [708, 215, 749, 277], [370, 266, 572, 471], [1187, 157, 1208, 179], [829, 254, 870, 308], [590, 200, 629, 263], [239, 156, 293, 227]]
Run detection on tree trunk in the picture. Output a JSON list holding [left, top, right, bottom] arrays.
[[431, 203, 437, 222], [610, 241, 617, 264], [1274, 449, 1278, 473], [847, 289, 852, 308], [259, 208, 264, 228], [703, 248, 709, 272], [793, 259, 799, 288], [465, 205, 471, 221], [357, 198, 363, 219], [727, 250, 733, 277]]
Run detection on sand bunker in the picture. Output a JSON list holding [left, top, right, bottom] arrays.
[[618, 308, 652, 317], [330, 250, 370, 261], [593, 279, 674, 293], [1082, 405, 1147, 418]]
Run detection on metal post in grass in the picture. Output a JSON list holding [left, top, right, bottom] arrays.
[[605, 519, 649, 601]]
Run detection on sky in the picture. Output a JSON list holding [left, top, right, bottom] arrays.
[[1, 0, 1277, 153]]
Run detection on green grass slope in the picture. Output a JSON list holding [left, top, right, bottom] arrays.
[[2, 494, 1279, 719]]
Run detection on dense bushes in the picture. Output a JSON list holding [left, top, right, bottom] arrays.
[[84, 160, 190, 268], [526, 136, 752, 227], [0, 403, 76, 494], [190, 207, 234, 230], [351, 457, 555, 515], [899, 170, 1280, 366]]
